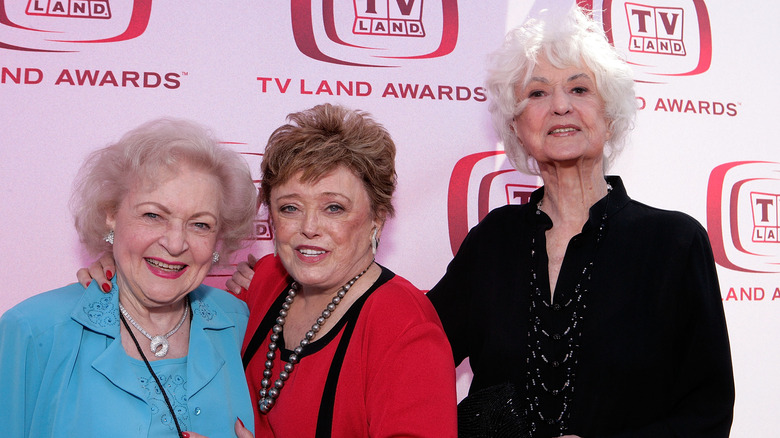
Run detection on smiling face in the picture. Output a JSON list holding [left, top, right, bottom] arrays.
[[106, 165, 220, 310], [270, 165, 380, 295], [512, 58, 611, 170]]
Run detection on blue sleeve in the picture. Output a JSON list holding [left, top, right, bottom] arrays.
[[0, 307, 44, 438]]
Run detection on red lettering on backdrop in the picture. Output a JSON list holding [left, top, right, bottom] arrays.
[[300, 79, 313, 95]]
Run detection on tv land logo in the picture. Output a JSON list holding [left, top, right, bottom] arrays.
[[291, 0, 458, 67], [707, 161, 780, 273], [353, 0, 425, 37], [625, 3, 684, 56], [26, 0, 110, 19], [0, 0, 150, 52], [593, 0, 711, 82], [446, 151, 541, 255]]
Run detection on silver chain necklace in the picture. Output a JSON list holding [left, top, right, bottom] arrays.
[[119, 296, 189, 358], [258, 262, 373, 414]]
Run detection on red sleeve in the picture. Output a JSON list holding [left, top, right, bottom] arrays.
[[360, 279, 458, 438]]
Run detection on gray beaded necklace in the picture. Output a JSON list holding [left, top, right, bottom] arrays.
[[258, 262, 373, 414], [526, 184, 611, 435]]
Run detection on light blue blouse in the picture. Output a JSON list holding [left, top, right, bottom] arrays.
[[0, 279, 255, 437]]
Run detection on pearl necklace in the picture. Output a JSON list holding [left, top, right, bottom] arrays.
[[526, 184, 610, 435], [258, 262, 373, 414], [119, 296, 189, 358]]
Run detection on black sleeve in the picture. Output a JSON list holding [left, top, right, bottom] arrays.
[[602, 226, 735, 438], [427, 226, 481, 367]]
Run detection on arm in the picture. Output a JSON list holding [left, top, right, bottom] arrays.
[[365, 320, 458, 438], [0, 309, 43, 437], [426, 227, 481, 366], [600, 228, 735, 438]]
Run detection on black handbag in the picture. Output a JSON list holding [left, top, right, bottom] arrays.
[[457, 382, 532, 438]]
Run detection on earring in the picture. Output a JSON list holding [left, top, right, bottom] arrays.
[[212, 252, 220, 264], [371, 228, 378, 256], [104, 230, 114, 245]]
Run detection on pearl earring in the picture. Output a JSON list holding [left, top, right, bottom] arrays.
[[212, 252, 220, 264], [104, 230, 114, 245]]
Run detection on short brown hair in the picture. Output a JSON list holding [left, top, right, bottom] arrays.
[[260, 104, 396, 219]]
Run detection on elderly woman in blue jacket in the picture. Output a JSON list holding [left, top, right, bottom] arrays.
[[0, 119, 258, 437]]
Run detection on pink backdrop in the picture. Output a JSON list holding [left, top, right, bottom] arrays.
[[2, 1, 778, 435]]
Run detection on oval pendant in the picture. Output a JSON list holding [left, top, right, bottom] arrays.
[[150, 335, 169, 357]]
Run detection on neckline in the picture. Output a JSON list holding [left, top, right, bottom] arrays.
[[276, 265, 393, 359]]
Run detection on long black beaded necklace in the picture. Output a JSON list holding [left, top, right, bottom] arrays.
[[525, 185, 611, 436]]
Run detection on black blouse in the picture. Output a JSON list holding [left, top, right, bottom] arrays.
[[428, 176, 735, 438]]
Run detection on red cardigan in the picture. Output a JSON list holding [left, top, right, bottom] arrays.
[[240, 255, 457, 437]]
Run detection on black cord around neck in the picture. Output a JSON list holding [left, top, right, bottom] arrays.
[[120, 312, 185, 438]]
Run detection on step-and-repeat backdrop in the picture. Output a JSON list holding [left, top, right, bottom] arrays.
[[2, 1, 777, 435]]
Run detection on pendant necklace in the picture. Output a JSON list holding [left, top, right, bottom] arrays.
[[120, 312, 186, 438], [258, 261, 373, 414], [119, 296, 189, 358]]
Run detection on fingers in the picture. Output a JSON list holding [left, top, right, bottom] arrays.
[[98, 252, 116, 280], [225, 253, 259, 294], [234, 417, 254, 438], [88, 262, 110, 293], [77, 252, 117, 291], [233, 261, 254, 291], [76, 268, 92, 288], [225, 278, 242, 295]]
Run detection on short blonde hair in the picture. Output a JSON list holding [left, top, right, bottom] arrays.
[[70, 118, 258, 259]]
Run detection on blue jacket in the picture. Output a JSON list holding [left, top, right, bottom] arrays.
[[0, 279, 255, 437]]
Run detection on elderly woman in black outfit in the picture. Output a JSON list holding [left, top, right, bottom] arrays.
[[427, 6, 734, 438]]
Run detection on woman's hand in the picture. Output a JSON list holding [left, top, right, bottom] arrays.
[[181, 418, 253, 438], [225, 253, 257, 294], [75, 253, 116, 293]]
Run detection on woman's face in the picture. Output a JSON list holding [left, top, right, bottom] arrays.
[[106, 165, 220, 309], [270, 165, 380, 295], [512, 58, 611, 169]]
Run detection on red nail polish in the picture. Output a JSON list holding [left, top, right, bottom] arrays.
[[182, 433, 190, 438], [237, 417, 245, 428], [102, 283, 111, 293], [106, 270, 113, 280], [86, 280, 91, 288]]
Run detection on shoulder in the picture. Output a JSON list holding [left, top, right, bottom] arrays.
[[478, 204, 528, 228], [620, 200, 708, 237], [244, 254, 289, 308], [254, 254, 288, 278], [361, 271, 443, 329], [1, 283, 83, 333], [249, 254, 289, 291], [193, 284, 248, 311], [459, 204, 530, 249], [190, 284, 250, 323]]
